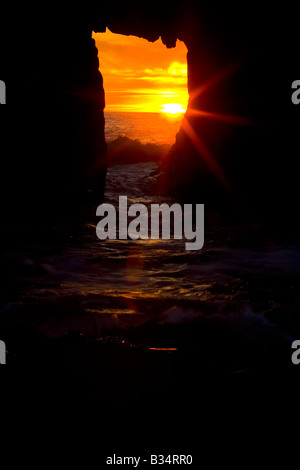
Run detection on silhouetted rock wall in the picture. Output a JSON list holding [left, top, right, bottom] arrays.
[[1, 7, 107, 225]]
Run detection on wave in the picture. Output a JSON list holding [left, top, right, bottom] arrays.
[[107, 136, 171, 164]]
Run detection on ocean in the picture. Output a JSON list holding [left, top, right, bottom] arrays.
[[104, 111, 184, 145], [1, 111, 299, 395]]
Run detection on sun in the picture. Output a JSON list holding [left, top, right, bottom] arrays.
[[161, 103, 186, 114]]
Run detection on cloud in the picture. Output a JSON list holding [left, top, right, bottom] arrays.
[[93, 30, 188, 112]]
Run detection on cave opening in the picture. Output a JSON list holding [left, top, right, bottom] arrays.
[[92, 29, 188, 167]]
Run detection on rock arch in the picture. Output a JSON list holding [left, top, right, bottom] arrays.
[[1, 2, 299, 227]]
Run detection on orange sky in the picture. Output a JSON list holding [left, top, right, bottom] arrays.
[[92, 29, 188, 113]]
